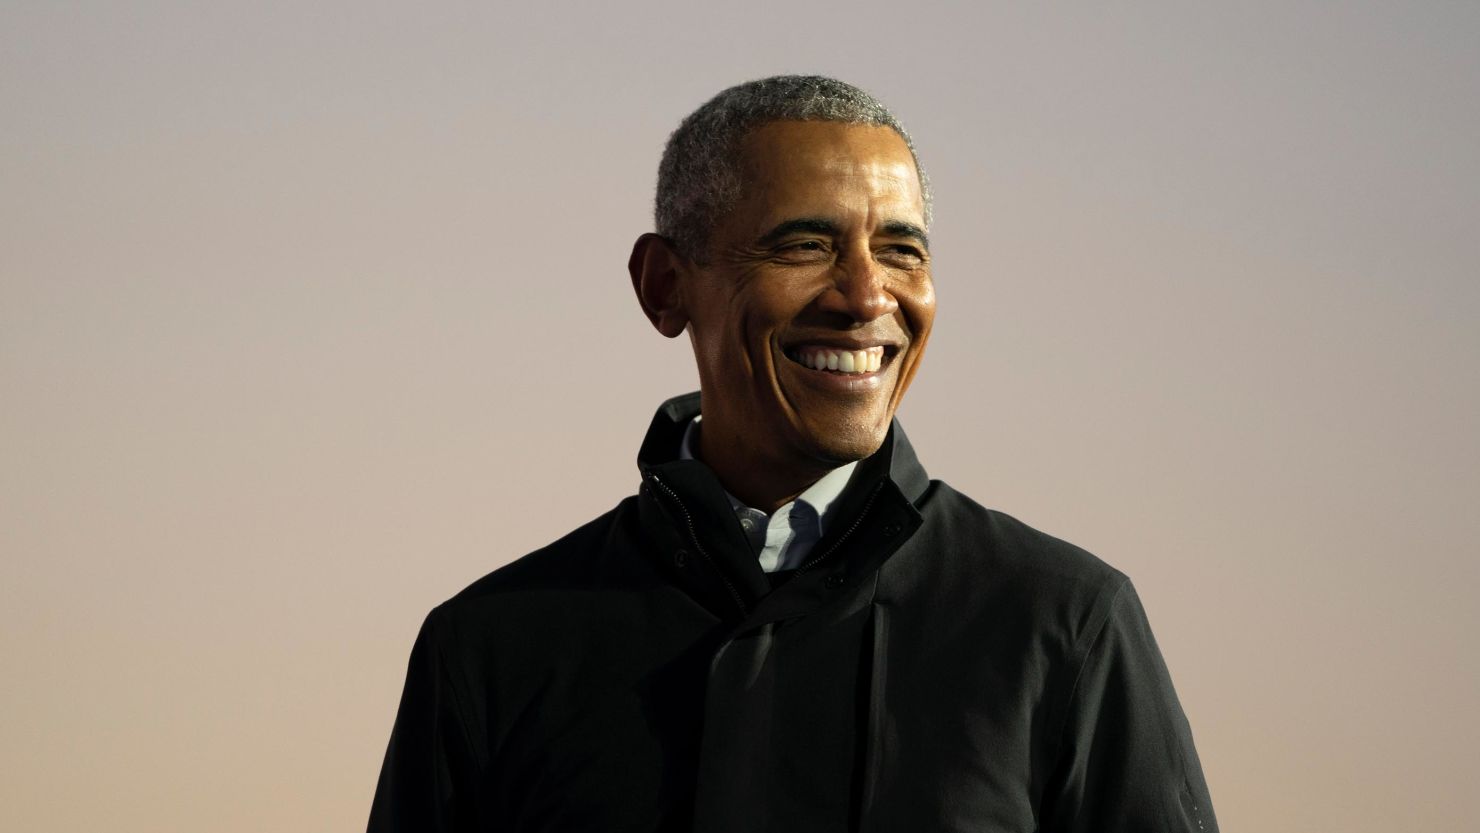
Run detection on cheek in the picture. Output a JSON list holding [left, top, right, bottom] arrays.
[[743, 289, 811, 345], [705, 305, 774, 380], [690, 297, 753, 362], [898, 276, 937, 340]]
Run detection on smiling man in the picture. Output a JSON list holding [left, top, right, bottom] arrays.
[[629, 115, 934, 519], [369, 76, 1219, 833]]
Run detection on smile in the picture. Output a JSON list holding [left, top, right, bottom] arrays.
[[784, 345, 887, 375]]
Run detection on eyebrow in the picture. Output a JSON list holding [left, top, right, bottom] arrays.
[[754, 217, 930, 252], [755, 218, 841, 248], [881, 220, 930, 252]]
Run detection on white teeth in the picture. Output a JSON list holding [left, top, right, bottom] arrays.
[[791, 346, 888, 375]]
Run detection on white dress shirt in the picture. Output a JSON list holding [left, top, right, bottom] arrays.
[[679, 416, 857, 573]]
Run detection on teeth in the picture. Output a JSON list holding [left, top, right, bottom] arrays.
[[790, 346, 887, 375]]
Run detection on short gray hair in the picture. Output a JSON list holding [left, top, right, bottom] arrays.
[[655, 75, 932, 260]]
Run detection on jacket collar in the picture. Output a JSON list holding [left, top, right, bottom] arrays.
[[634, 392, 930, 624], [636, 391, 930, 505]]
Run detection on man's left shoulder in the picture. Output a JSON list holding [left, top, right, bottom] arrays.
[[895, 479, 1128, 611]]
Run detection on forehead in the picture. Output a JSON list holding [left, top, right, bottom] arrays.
[[732, 121, 924, 224]]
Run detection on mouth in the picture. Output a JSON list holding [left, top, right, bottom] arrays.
[[784, 344, 887, 374], [780, 344, 900, 392]]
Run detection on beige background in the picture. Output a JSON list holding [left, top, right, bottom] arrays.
[[3, 2, 1477, 831]]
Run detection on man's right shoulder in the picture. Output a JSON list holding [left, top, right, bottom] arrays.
[[435, 495, 648, 614]]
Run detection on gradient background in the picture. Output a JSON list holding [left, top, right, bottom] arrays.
[[3, 3, 1477, 831]]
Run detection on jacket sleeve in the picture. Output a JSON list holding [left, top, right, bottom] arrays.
[[367, 607, 480, 833], [1040, 579, 1219, 833]]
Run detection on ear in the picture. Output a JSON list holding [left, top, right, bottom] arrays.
[[628, 233, 690, 338]]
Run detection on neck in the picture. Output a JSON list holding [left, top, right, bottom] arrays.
[[696, 421, 838, 514]]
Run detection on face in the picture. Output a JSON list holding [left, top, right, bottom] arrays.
[[681, 120, 936, 468]]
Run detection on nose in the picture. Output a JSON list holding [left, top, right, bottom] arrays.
[[818, 246, 899, 323]]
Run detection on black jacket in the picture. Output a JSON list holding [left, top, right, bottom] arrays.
[[368, 393, 1219, 832]]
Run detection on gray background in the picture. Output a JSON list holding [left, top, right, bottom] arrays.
[[3, 2, 1477, 830]]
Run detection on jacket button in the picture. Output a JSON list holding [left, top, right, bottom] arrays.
[[673, 549, 689, 568], [824, 574, 845, 589], [881, 522, 902, 537]]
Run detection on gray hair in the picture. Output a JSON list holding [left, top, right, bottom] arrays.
[[655, 75, 932, 260]]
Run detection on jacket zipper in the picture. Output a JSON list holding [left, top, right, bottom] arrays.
[[646, 474, 750, 616], [794, 480, 885, 576]]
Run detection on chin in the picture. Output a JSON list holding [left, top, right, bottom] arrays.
[[795, 414, 891, 466]]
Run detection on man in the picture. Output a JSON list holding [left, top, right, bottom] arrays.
[[369, 75, 1218, 832]]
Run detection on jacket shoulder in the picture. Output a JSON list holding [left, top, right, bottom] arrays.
[[925, 481, 1124, 582], [439, 496, 644, 612], [894, 480, 1128, 625]]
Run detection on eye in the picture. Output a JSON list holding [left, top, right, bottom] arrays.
[[878, 245, 926, 267], [774, 239, 832, 261]]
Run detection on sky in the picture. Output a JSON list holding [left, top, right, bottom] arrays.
[[2, 2, 1477, 830]]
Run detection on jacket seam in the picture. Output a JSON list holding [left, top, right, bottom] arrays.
[[858, 571, 887, 833], [1044, 574, 1130, 767], [427, 605, 488, 776]]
